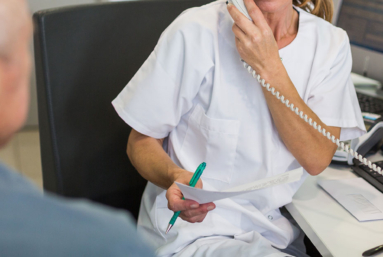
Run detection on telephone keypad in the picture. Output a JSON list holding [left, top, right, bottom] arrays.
[[353, 161, 383, 193]]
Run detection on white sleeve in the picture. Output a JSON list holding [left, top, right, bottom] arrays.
[[307, 32, 366, 141], [112, 19, 214, 139]]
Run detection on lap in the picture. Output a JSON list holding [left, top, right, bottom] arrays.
[[173, 219, 309, 257], [173, 208, 309, 257], [173, 231, 308, 257]]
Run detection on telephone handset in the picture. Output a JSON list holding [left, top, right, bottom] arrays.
[[229, 0, 252, 20], [229, 0, 383, 176]]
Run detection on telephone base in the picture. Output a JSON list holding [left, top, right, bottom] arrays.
[[352, 161, 383, 193]]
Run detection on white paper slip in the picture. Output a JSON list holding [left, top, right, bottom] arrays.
[[318, 178, 383, 222], [176, 167, 303, 204]]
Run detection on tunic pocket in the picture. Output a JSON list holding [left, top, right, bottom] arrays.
[[180, 105, 240, 184]]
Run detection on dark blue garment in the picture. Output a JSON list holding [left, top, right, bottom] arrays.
[[0, 162, 154, 257]]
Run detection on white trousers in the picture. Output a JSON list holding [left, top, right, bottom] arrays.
[[173, 209, 309, 257], [173, 231, 308, 257]]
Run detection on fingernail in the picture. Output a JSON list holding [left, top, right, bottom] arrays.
[[207, 205, 215, 211], [191, 204, 198, 209]]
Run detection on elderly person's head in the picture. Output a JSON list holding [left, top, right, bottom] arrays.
[[0, 0, 32, 147]]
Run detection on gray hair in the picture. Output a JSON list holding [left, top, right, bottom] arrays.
[[0, 0, 30, 59]]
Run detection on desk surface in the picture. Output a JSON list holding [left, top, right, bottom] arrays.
[[286, 162, 383, 257]]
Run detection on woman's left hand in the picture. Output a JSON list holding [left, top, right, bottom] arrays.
[[227, 0, 281, 76]]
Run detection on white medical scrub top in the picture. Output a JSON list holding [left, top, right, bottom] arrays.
[[112, 1, 366, 256]]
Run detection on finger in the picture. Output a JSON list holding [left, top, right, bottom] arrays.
[[194, 178, 203, 189], [181, 203, 216, 218], [227, 2, 257, 35], [235, 37, 242, 51], [166, 187, 199, 212], [243, 0, 268, 29], [196, 213, 208, 223], [180, 213, 208, 223], [232, 23, 246, 42], [167, 195, 199, 212]]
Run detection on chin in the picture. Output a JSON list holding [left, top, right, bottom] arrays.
[[0, 111, 27, 150], [0, 133, 13, 149], [254, 0, 292, 13]]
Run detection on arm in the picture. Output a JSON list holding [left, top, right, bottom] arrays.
[[127, 129, 180, 189], [261, 67, 340, 175], [127, 129, 215, 222], [228, 1, 340, 175]]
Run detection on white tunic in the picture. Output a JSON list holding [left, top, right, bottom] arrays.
[[112, 1, 365, 256]]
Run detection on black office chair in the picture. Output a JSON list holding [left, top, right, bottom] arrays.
[[33, 0, 212, 219]]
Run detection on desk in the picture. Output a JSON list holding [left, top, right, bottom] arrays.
[[286, 161, 383, 257]]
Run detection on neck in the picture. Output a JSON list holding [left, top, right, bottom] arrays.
[[256, 1, 298, 46]]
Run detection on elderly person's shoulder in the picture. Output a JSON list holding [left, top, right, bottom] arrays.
[[0, 162, 155, 256]]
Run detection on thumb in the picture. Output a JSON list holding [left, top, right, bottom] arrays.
[[194, 178, 203, 189], [166, 184, 199, 211]]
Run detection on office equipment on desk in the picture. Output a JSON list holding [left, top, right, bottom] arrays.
[[346, 91, 383, 165], [333, 92, 383, 161], [332, 90, 383, 165], [352, 161, 383, 193], [351, 73, 382, 90], [332, 94, 383, 148], [318, 178, 383, 221], [332, 90, 383, 193]]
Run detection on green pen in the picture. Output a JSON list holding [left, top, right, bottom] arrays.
[[165, 162, 206, 234]]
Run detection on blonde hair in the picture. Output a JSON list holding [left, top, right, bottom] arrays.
[[293, 0, 334, 22]]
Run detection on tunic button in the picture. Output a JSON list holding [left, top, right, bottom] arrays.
[[268, 215, 273, 221]]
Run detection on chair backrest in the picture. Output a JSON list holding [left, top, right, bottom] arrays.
[[33, 0, 212, 219]]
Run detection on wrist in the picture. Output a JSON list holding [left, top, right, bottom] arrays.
[[168, 166, 185, 183], [256, 58, 285, 83], [258, 62, 298, 102]]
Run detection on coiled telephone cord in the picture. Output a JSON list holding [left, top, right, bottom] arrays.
[[241, 59, 383, 176]]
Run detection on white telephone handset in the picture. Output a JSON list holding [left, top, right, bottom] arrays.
[[229, 0, 383, 176], [229, 0, 252, 20]]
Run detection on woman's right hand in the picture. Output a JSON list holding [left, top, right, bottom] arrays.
[[166, 170, 216, 223]]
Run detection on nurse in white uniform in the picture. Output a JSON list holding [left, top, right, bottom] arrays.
[[112, 0, 365, 256]]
